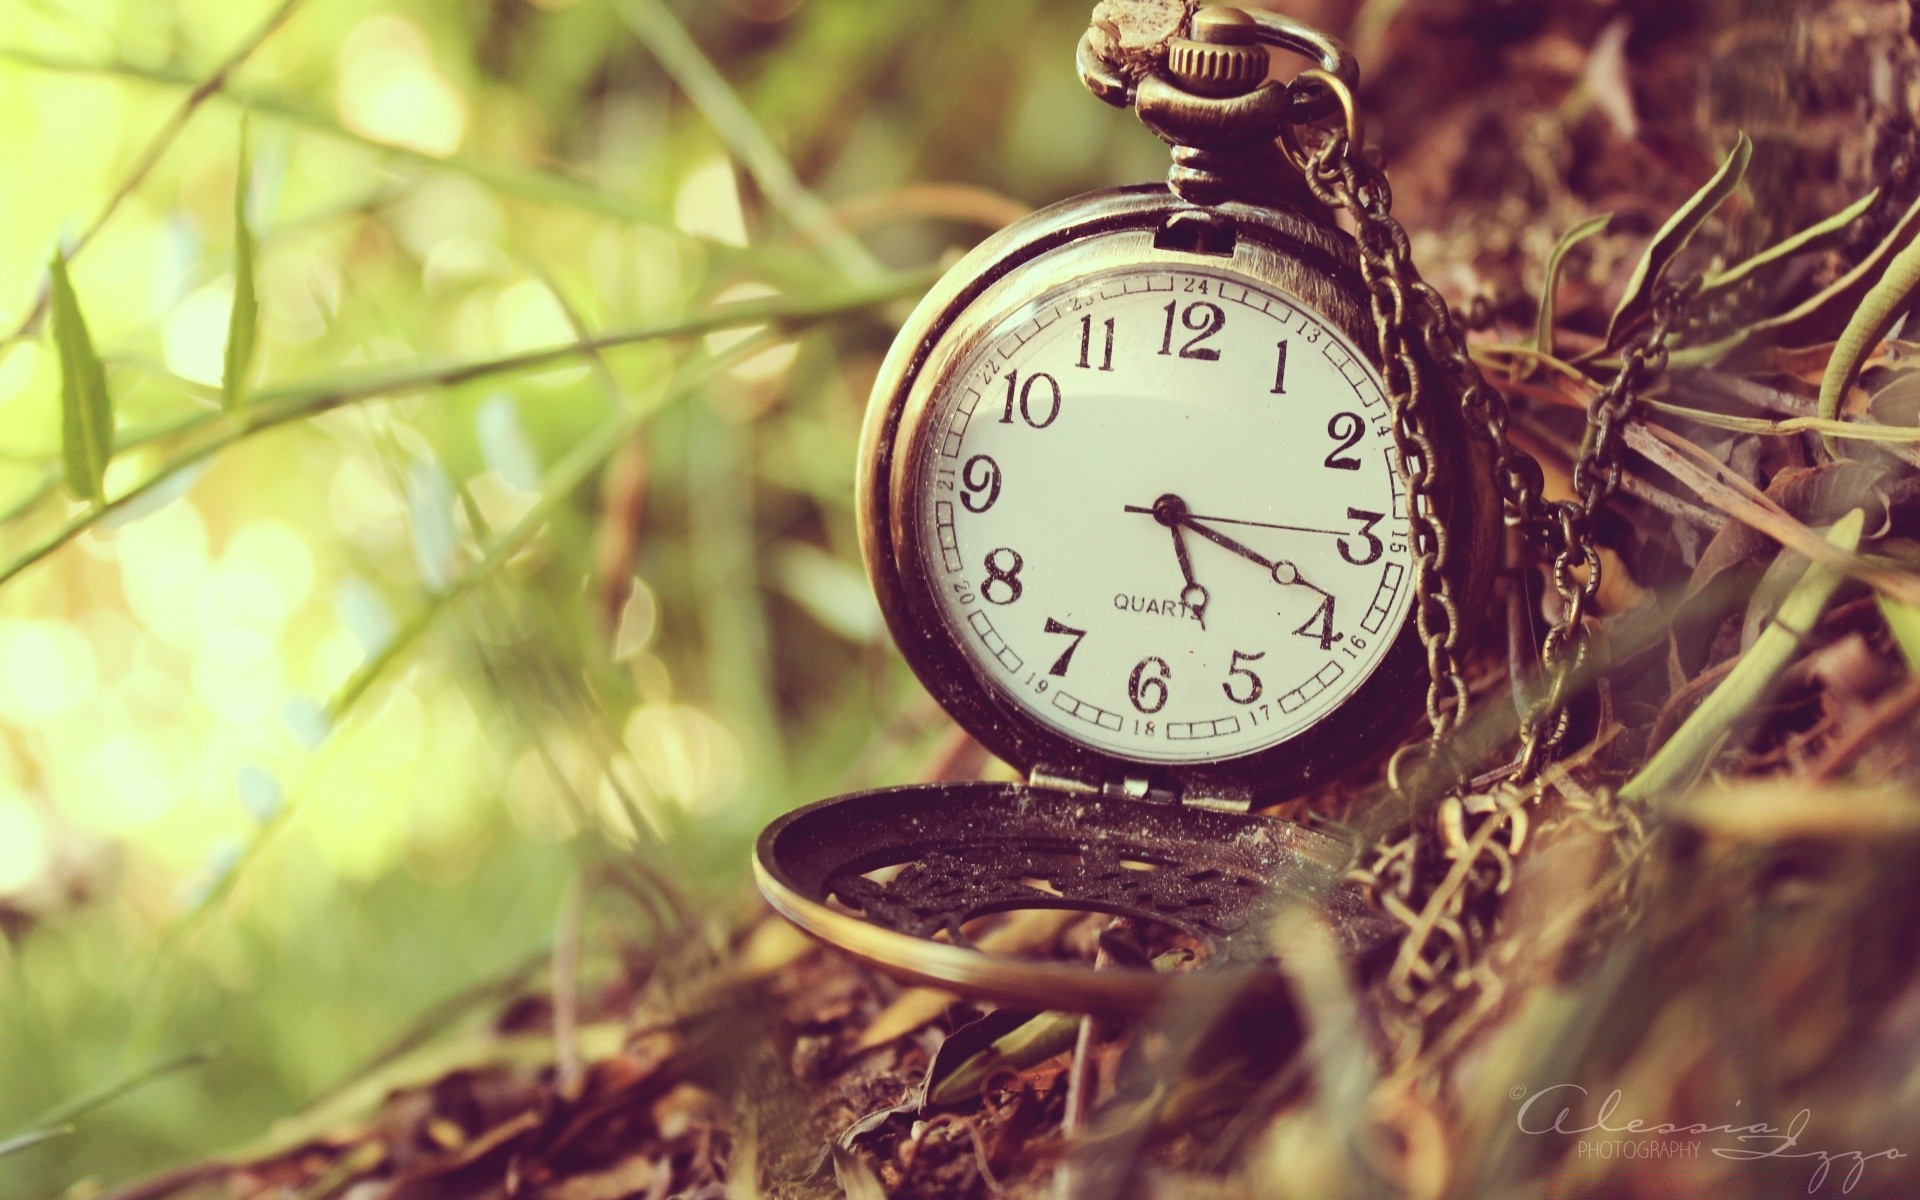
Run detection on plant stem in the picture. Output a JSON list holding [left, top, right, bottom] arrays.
[[3, 0, 307, 343], [0, 47, 676, 235], [1621, 510, 1865, 801], [0, 271, 930, 588], [611, 0, 884, 280]]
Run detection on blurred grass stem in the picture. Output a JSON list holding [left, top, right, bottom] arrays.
[[1, 0, 305, 345], [2, 1047, 220, 1161], [612, 0, 884, 281], [0, 272, 931, 589], [0, 47, 681, 235], [1621, 510, 1866, 801]]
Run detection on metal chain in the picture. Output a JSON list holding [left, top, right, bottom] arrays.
[[1292, 115, 1677, 1049], [1300, 147, 1469, 753], [1073, 21, 1676, 1053], [1297, 134, 1680, 754], [1518, 299, 1680, 775]]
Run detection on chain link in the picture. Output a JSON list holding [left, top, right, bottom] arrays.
[[1518, 299, 1680, 776], [1293, 115, 1676, 1051], [1296, 149, 1473, 754], [1072, 25, 1674, 1055]]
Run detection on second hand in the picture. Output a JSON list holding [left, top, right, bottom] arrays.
[[1126, 502, 1332, 598]]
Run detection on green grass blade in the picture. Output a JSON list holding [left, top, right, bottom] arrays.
[[611, 0, 882, 280], [1698, 187, 1879, 300], [0, 49, 681, 233], [210, 271, 933, 442], [830, 1145, 888, 1200], [1880, 596, 1920, 674], [1667, 189, 1920, 368], [925, 1011, 1083, 1108], [0, 1046, 219, 1162], [1621, 508, 1864, 802], [1606, 131, 1751, 346], [0, 270, 930, 587], [0, 0, 303, 343], [924, 950, 1189, 1108], [48, 249, 113, 504], [1819, 213, 1920, 458], [222, 120, 259, 410], [170, 344, 759, 950], [1535, 213, 1611, 357], [0, 1128, 72, 1160], [1640, 396, 1920, 442], [322, 410, 639, 726]]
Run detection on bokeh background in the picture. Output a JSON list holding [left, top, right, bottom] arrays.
[[8, 0, 1889, 1194], [0, 1, 1180, 1192]]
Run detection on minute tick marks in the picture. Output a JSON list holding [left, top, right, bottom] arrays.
[[914, 265, 1413, 763]]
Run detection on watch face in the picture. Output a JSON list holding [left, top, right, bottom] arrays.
[[906, 264, 1414, 765]]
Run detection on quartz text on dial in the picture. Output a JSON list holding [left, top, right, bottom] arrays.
[[913, 267, 1414, 764]]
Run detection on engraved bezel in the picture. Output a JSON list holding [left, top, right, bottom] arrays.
[[859, 186, 1498, 804]]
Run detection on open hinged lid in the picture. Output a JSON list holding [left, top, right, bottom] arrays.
[[753, 781, 1396, 1013]]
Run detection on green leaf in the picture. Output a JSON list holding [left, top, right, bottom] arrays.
[[829, 1145, 889, 1200], [1697, 187, 1880, 301], [0, 1127, 71, 1160], [1668, 190, 1920, 369], [1880, 596, 1920, 674], [1621, 509, 1865, 802], [1606, 131, 1752, 346], [1818, 213, 1920, 459], [222, 121, 259, 410], [924, 1009, 1080, 1108], [48, 249, 114, 505], [1536, 213, 1611, 357]]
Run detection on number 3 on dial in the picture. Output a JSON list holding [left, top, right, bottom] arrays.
[[1339, 508, 1385, 566]]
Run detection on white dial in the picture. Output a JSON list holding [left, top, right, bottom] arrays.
[[909, 265, 1414, 764]]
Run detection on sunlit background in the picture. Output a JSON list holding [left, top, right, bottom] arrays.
[[0, 0, 1178, 1192]]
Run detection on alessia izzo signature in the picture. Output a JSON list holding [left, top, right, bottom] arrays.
[[1511, 1085, 1907, 1194]]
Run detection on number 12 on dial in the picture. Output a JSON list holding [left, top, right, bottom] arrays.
[[915, 266, 1414, 765]]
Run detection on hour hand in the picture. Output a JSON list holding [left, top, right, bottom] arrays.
[[1126, 495, 1208, 628], [1168, 523, 1208, 629]]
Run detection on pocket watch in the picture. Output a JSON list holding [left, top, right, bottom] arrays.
[[755, 7, 1500, 1014]]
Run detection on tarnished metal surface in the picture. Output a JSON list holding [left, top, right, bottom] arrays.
[[757, 783, 1394, 1013]]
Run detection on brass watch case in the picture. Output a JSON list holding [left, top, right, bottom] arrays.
[[857, 185, 1500, 806], [753, 183, 1497, 1013]]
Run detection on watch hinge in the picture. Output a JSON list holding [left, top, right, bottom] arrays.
[[1106, 776, 1165, 803], [1028, 766, 1247, 811], [1028, 765, 1101, 797], [1178, 786, 1254, 814], [1028, 766, 1178, 805]]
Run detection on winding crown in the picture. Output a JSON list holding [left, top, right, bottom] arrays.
[[1165, 7, 1268, 98]]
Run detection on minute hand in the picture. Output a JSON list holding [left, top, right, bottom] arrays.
[[1180, 518, 1275, 570], [1183, 516, 1332, 598]]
